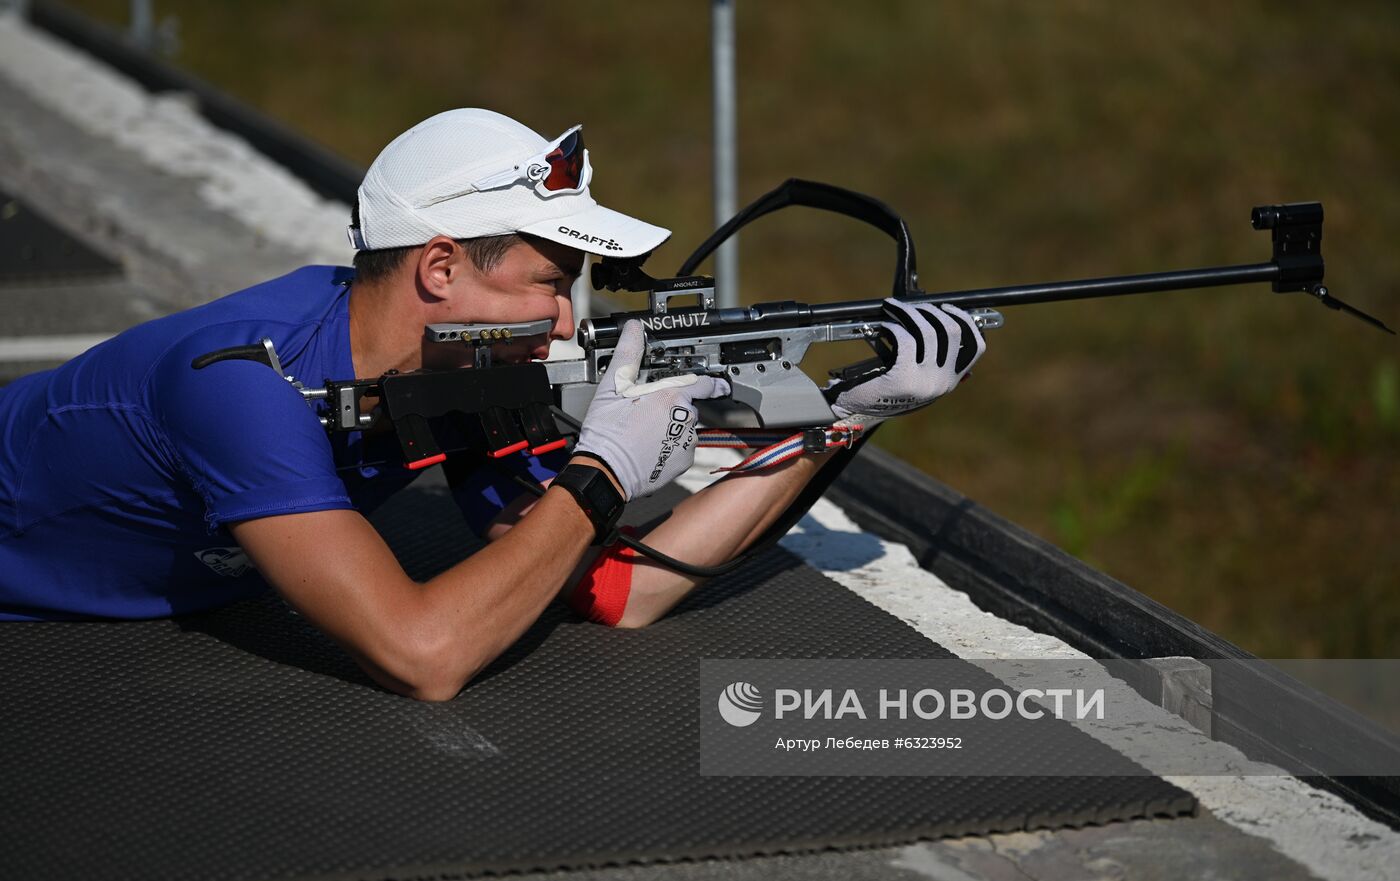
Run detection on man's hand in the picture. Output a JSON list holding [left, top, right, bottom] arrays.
[[827, 299, 987, 427], [573, 320, 730, 500]]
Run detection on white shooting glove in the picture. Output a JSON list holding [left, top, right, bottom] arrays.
[[826, 299, 987, 428], [574, 320, 731, 500]]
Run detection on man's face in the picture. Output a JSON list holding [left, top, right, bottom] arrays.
[[424, 236, 586, 369]]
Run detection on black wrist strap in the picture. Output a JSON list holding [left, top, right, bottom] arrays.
[[552, 463, 625, 545]]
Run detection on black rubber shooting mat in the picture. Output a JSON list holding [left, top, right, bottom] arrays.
[[0, 478, 1195, 880]]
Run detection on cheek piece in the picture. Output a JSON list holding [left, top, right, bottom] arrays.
[[568, 526, 639, 627]]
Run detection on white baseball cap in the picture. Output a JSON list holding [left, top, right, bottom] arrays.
[[349, 108, 670, 259]]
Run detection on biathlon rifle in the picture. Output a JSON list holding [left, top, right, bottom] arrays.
[[195, 179, 1392, 475]]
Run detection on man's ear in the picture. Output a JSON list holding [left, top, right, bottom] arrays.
[[415, 236, 464, 300]]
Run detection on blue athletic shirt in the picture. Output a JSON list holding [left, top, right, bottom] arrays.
[[0, 266, 559, 621]]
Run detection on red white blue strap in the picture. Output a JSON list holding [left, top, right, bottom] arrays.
[[696, 428, 795, 449], [698, 425, 866, 474], [710, 433, 807, 473]]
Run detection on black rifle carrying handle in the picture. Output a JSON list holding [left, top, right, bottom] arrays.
[[678, 178, 921, 299]]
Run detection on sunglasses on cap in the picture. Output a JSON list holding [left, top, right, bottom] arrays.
[[422, 125, 592, 207]]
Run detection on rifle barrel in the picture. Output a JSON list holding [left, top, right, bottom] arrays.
[[582, 261, 1284, 347], [811, 261, 1280, 319]]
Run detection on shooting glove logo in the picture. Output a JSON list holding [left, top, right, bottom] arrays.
[[574, 321, 730, 500]]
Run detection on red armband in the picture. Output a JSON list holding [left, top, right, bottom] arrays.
[[569, 527, 638, 627]]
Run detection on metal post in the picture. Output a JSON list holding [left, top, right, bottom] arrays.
[[712, 0, 739, 307], [129, 0, 153, 48]]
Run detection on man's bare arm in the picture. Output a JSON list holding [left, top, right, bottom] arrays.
[[480, 451, 837, 627], [612, 451, 836, 627], [230, 459, 612, 701]]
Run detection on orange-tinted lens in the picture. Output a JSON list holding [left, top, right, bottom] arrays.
[[542, 130, 585, 191]]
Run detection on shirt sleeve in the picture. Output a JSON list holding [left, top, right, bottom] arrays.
[[152, 351, 353, 529], [448, 448, 568, 537]]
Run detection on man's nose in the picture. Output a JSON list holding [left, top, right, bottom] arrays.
[[552, 292, 575, 340]]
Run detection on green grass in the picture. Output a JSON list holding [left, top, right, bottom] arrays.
[[66, 0, 1400, 656]]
